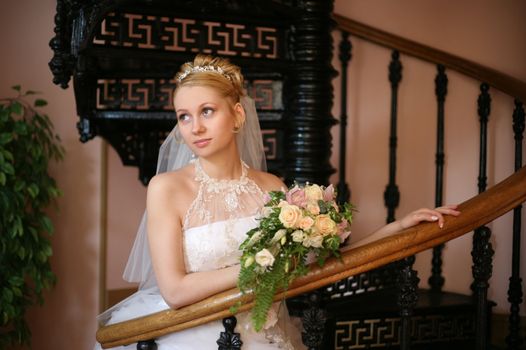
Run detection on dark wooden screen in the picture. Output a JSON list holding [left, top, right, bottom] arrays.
[[49, 0, 336, 185]]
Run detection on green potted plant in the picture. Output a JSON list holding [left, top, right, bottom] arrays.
[[0, 86, 64, 348]]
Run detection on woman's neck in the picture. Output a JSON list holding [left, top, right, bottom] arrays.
[[197, 153, 243, 180]]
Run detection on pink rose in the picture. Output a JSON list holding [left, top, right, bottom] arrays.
[[337, 219, 349, 232], [286, 185, 307, 207], [338, 230, 351, 242], [263, 193, 271, 204], [337, 219, 351, 242], [323, 184, 335, 201]]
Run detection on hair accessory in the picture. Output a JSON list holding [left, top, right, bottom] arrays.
[[177, 65, 232, 82]]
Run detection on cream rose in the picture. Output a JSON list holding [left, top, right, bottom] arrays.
[[259, 206, 273, 218], [302, 233, 324, 248], [255, 249, 275, 267], [278, 204, 302, 228], [292, 230, 305, 242], [270, 228, 287, 244], [305, 184, 323, 202], [299, 216, 314, 230], [314, 214, 337, 236]]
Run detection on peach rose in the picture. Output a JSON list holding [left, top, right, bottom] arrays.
[[299, 216, 314, 230], [314, 214, 337, 236], [304, 184, 323, 202], [278, 204, 302, 228], [306, 202, 320, 215]]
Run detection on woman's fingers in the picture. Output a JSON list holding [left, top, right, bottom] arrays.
[[402, 204, 460, 229]]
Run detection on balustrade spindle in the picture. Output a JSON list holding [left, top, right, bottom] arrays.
[[383, 50, 418, 350], [137, 339, 157, 350], [337, 30, 352, 205], [217, 316, 242, 350], [384, 50, 401, 223], [472, 83, 494, 350], [429, 65, 448, 292], [506, 100, 525, 350]]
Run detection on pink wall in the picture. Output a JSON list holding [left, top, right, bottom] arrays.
[[1, 0, 524, 349], [332, 0, 526, 315]]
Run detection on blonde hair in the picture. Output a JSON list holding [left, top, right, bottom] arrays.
[[174, 54, 245, 104]]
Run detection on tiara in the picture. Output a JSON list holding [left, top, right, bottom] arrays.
[[176, 65, 232, 82]]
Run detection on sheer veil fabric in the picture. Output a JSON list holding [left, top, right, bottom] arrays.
[[121, 95, 266, 290]]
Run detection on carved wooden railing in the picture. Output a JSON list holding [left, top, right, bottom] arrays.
[[97, 166, 526, 348], [333, 14, 526, 350], [333, 15, 526, 102]]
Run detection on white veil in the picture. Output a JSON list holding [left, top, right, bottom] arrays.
[[122, 95, 266, 290]]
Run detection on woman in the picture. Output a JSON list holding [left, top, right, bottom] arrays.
[[95, 54, 459, 349]]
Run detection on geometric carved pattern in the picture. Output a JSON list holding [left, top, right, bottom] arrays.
[[96, 78, 283, 115], [94, 13, 281, 59], [326, 265, 399, 299], [335, 318, 400, 348], [97, 78, 177, 110], [262, 129, 279, 160], [334, 314, 475, 349]]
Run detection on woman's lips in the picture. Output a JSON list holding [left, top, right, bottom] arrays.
[[193, 138, 211, 148]]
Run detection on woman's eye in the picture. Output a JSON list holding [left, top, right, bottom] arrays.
[[202, 107, 214, 118], [177, 113, 191, 123]]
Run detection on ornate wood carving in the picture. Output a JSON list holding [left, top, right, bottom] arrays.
[[49, 0, 316, 184], [217, 316, 242, 350]]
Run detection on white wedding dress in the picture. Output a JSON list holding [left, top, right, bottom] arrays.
[[95, 159, 304, 349]]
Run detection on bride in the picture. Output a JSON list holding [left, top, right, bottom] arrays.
[[95, 54, 459, 349]]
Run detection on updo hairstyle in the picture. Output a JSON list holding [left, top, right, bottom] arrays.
[[174, 54, 245, 105]]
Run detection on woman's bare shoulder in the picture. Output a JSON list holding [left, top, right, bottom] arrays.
[[248, 168, 286, 193], [147, 163, 195, 199]]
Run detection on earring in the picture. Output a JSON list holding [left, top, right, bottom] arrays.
[[232, 126, 241, 134]]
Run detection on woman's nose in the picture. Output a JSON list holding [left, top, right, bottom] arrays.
[[191, 118, 205, 134]]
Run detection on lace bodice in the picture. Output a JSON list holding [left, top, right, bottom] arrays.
[[182, 159, 266, 273]]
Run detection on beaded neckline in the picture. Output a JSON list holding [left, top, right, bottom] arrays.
[[182, 158, 264, 230], [193, 158, 249, 185]]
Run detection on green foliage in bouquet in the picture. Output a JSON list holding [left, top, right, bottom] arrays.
[[0, 86, 64, 348], [236, 183, 354, 331]]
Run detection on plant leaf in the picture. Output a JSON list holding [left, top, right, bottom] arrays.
[[11, 101, 23, 115], [0, 133, 13, 145], [34, 99, 48, 107]]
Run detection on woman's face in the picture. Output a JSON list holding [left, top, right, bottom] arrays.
[[174, 85, 241, 159]]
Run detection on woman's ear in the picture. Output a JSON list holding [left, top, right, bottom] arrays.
[[233, 102, 246, 130]]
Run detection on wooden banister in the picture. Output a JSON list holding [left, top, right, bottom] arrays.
[[97, 166, 526, 348], [333, 14, 526, 103]]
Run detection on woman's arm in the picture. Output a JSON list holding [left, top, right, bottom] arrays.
[[146, 174, 240, 309], [348, 204, 461, 249]]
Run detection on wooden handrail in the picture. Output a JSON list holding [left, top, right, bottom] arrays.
[[333, 14, 526, 103], [97, 166, 526, 348]]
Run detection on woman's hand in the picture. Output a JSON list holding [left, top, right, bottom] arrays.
[[348, 204, 461, 249], [399, 204, 461, 230]]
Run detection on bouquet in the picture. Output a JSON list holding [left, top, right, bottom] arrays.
[[236, 183, 354, 331]]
